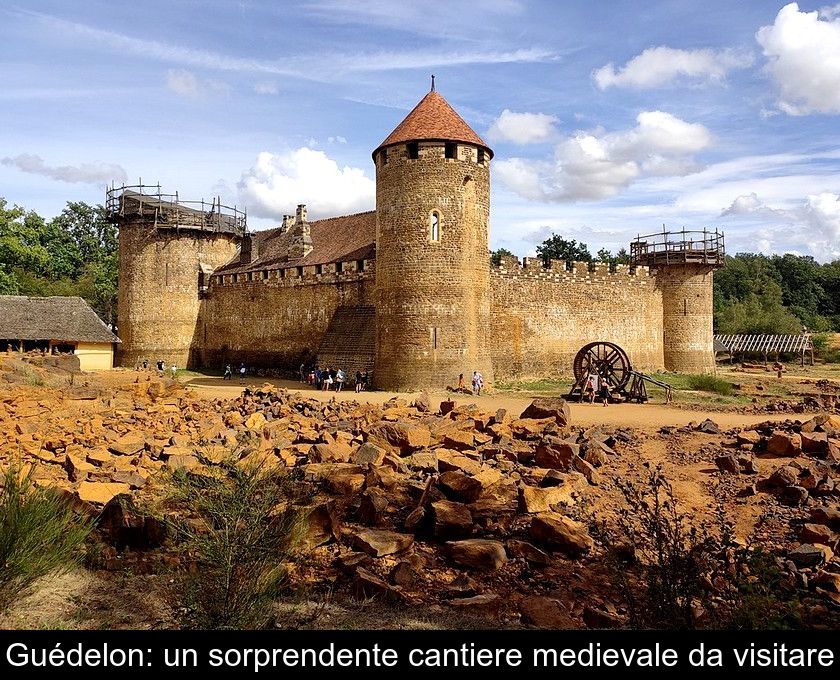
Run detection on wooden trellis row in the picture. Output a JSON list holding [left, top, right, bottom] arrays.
[[713, 334, 815, 366]]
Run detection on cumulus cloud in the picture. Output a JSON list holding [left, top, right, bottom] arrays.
[[237, 147, 375, 220], [593, 46, 753, 89], [756, 3, 840, 114], [328, 136, 348, 144], [166, 69, 230, 98], [804, 192, 840, 254], [720, 192, 787, 217], [495, 111, 712, 202], [487, 109, 559, 144], [1, 153, 127, 184], [721, 190, 840, 259]]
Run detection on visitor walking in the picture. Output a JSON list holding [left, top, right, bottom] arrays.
[[584, 371, 599, 404], [472, 370, 483, 396], [361, 370, 369, 391], [322, 370, 333, 391], [239, 363, 246, 384], [223, 364, 232, 380], [458, 373, 465, 391], [169, 364, 177, 379], [598, 376, 610, 407], [336, 368, 345, 392], [355, 371, 363, 393]]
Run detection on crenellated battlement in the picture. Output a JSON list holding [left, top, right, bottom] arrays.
[[211, 258, 376, 289], [491, 255, 651, 285]]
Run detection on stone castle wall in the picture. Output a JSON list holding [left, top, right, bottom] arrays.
[[657, 264, 716, 373], [117, 223, 239, 368], [489, 256, 665, 380], [374, 140, 494, 390], [197, 258, 375, 371]]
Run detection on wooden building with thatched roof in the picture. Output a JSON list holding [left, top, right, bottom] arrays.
[[0, 296, 120, 371]]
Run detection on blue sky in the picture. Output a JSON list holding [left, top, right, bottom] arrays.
[[2, 1, 840, 259]]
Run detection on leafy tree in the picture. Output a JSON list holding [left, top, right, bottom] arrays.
[[596, 247, 631, 265], [536, 234, 592, 264], [490, 247, 516, 266]]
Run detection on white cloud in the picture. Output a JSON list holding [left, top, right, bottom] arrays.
[[593, 46, 753, 89], [254, 82, 279, 95], [803, 192, 840, 255], [237, 147, 375, 220], [20, 10, 556, 84], [487, 109, 558, 144], [720, 192, 786, 217], [1, 153, 127, 184], [495, 111, 712, 202], [756, 3, 840, 114], [328, 136, 348, 144], [165, 69, 229, 98]]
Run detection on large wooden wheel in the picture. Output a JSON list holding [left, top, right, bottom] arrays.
[[572, 341, 632, 391]]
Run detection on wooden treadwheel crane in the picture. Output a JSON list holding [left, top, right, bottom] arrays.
[[567, 341, 673, 403]]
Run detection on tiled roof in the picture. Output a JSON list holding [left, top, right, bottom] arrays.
[[373, 91, 493, 158], [0, 296, 120, 343], [218, 210, 376, 274]]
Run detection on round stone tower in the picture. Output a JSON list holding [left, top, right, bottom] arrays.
[[373, 87, 494, 390], [110, 186, 243, 368], [631, 229, 725, 374]]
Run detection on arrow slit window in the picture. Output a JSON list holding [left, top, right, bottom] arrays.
[[430, 211, 440, 242]]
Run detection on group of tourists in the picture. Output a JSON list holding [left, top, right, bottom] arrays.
[[136, 358, 178, 379], [456, 371, 484, 396], [582, 370, 611, 406], [301, 365, 370, 393], [222, 363, 248, 383]]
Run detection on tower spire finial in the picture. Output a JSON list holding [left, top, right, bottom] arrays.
[[431, 74, 435, 92]]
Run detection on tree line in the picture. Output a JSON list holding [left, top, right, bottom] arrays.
[[0, 198, 117, 325], [494, 234, 840, 334]]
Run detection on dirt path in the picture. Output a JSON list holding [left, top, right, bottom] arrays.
[[184, 376, 793, 430]]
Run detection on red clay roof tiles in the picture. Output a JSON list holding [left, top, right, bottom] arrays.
[[373, 91, 492, 158]]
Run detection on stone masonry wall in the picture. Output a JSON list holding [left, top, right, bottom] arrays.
[[117, 223, 240, 369], [657, 264, 716, 373], [198, 259, 375, 371], [489, 257, 665, 380], [374, 141, 493, 390]]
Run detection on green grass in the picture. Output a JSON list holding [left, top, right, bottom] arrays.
[[0, 465, 93, 613]]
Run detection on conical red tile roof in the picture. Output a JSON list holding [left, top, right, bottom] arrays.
[[373, 90, 493, 159]]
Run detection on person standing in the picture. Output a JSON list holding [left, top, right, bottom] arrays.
[[239, 363, 246, 383], [458, 373, 465, 391], [355, 371, 363, 393], [598, 376, 610, 407], [584, 371, 598, 404], [336, 368, 345, 392], [472, 370, 483, 396], [223, 364, 232, 380]]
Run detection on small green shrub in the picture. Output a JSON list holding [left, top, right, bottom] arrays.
[[169, 462, 308, 629], [606, 467, 804, 630], [686, 374, 734, 396], [0, 464, 93, 612]]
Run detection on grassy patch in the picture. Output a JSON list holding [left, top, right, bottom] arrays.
[[168, 461, 309, 629], [685, 374, 734, 396], [0, 465, 93, 613]]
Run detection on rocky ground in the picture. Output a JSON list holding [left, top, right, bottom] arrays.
[[1, 354, 840, 629]]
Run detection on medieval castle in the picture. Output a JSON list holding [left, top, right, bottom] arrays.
[[112, 87, 723, 390]]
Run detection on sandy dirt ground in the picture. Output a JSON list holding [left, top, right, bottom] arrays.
[[184, 375, 792, 430]]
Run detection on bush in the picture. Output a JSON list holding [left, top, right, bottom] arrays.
[[686, 374, 733, 396], [169, 461, 308, 629], [606, 467, 803, 629], [0, 464, 92, 612]]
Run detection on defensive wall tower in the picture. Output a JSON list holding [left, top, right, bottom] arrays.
[[373, 85, 494, 390], [631, 228, 725, 373], [108, 184, 244, 368]]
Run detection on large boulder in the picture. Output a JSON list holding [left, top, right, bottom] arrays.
[[367, 422, 431, 453], [529, 512, 593, 555], [520, 398, 571, 428], [431, 500, 473, 539], [535, 437, 579, 470], [446, 539, 508, 571], [351, 528, 414, 557]]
